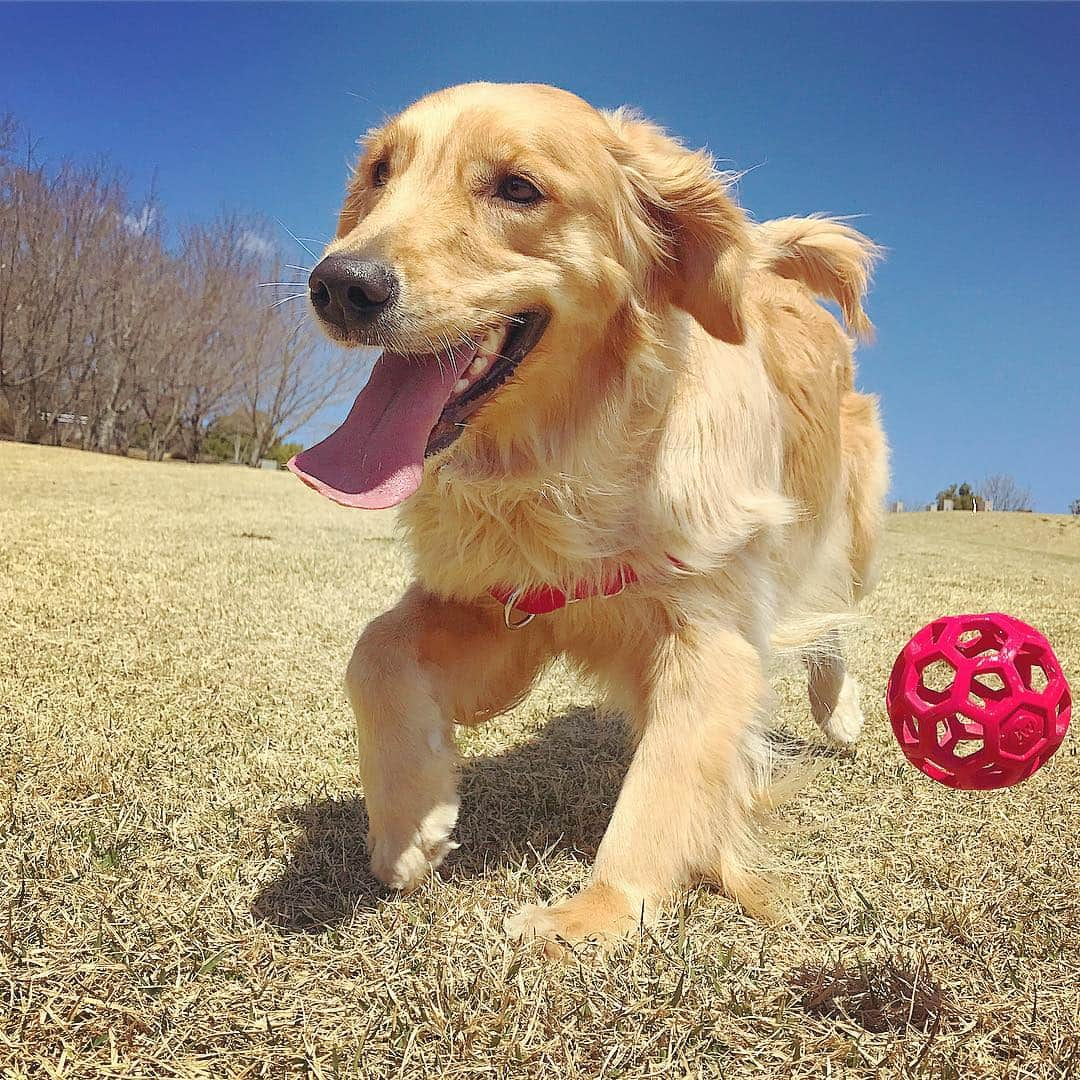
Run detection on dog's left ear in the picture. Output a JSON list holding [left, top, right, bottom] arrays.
[[605, 109, 751, 344]]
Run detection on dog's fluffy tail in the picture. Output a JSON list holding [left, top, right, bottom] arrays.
[[754, 216, 883, 340]]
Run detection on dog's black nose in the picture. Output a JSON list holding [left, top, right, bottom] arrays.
[[309, 256, 398, 329]]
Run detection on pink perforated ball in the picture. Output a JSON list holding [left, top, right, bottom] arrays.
[[886, 613, 1071, 789]]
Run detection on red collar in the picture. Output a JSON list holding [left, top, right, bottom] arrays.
[[489, 565, 639, 627], [489, 555, 687, 628]]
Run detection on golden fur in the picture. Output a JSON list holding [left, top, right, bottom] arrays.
[[322, 83, 889, 953]]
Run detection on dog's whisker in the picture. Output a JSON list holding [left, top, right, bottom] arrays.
[[471, 308, 525, 326], [257, 282, 310, 288], [268, 293, 307, 310], [437, 334, 458, 380], [420, 335, 444, 379], [275, 219, 321, 264]]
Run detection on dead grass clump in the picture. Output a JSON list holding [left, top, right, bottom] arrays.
[[791, 954, 952, 1035]]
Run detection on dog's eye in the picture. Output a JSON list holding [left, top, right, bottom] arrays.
[[372, 159, 390, 187], [497, 175, 543, 205]]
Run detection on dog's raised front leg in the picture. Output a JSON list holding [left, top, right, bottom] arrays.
[[347, 584, 550, 891], [506, 623, 771, 953]]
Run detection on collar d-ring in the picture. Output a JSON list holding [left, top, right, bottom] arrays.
[[502, 587, 536, 630]]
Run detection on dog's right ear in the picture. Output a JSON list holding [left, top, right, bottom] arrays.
[[604, 109, 752, 345]]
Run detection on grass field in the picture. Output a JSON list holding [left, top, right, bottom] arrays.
[[2, 442, 1078, 1079]]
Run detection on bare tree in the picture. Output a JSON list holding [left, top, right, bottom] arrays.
[[226, 231, 363, 466], [171, 218, 260, 460], [133, 274, 195, 462], [979, 473, 1033, 512], [238, 310, 360, 466], [131, 217, 251, 461], [0, 114, 16, 165], [0, 148, 124, 443], [0, 116, 354, 465], [78, 193, 172, 453]]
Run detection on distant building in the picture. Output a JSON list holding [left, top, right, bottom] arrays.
[[38, 411, 89, 427]]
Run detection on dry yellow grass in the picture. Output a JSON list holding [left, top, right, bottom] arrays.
[[2, 442, 1078, 1079]]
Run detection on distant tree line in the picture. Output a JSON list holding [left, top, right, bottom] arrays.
[[933, 482, 982, 512], [0, 115, 360, 465], [930, 476, 1033, 512]]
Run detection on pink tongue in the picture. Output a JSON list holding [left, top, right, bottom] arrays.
[[288, 343, 475, 509]]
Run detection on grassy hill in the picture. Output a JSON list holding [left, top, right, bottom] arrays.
[[2, 443, 1077, 1078]]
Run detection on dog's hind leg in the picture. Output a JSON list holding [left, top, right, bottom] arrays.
[[805, 633, 864, 745], [346, 583, 552, 892], [801, 389, 887, 746], [841, 391, 889, 604]]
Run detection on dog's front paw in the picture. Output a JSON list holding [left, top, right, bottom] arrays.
[[368, 800, 459, 891], [821, 674, 864, 745], [505, 884, 644, 958]]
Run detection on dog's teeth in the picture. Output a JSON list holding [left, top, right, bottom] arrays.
[[454, 378, 468, 394], [478, 327, 502, 356], [469, 355, 489, 376]]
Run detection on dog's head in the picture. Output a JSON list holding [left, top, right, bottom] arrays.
[[291, 82, 751, 508]]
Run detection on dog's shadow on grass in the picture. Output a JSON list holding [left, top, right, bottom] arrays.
[[252, 705, 631, 934]]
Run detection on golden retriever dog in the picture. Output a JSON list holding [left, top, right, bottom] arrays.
[[290, 82, 888, 953]]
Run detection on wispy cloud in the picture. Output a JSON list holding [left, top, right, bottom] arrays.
[[122, 205, 158, 235], [239, 230, 276, 259]]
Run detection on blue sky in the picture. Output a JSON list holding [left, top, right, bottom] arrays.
[[3, 3, 1078, 511]]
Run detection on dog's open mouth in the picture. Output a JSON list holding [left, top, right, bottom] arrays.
[[288, 311, 548, 509], [426, 310, 548, 457]]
